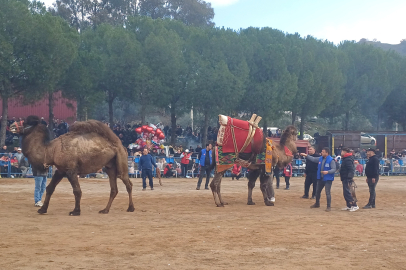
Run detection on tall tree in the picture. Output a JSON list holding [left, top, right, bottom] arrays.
[[86, 24, 141, 125]]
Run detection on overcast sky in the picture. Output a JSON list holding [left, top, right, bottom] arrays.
[[211, 0, 406, 44], [40, 0, 406, 44]]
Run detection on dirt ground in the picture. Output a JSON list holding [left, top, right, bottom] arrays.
[[1, 175, 406, 270]]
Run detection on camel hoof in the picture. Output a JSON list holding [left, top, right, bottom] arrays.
[[37, 208, 47, 214], [247, 201, 256, 205], [264, 200, 274, 206], [69, 211, 81, 216], [216, 204, 225, 207], [98, 209, 109, 214], [127, 205, 135, 212], [221, 202, 228, 205]]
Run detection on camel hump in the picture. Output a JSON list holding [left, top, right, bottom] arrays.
[[70, 120, 121, 146]]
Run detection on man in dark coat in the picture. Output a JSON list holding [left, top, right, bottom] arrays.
[[301, 146, 320, 199], [340, 147, 358, 212], [364, 148, 380, 209]]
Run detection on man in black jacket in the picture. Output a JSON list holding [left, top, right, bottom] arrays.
[[340, 147, 358, 212], [301, 146, 320, 199], [364, 148, 380, 209]]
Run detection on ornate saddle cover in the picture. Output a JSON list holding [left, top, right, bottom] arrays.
[[217, 114, 263, 154]]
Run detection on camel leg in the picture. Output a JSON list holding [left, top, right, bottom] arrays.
[[247, 170, 260, 205], [260, 173, 274, 206], [66, 171, 82, 216], [99, 166, 118, 214], [38, 170, 65, 214], [120, 175, 135, 212], [210, 172, 224, 207]]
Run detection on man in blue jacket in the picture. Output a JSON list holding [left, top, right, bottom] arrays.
[[196, 143, 213, 190], [301, 147, 336, 212], [139, 148, 157, 191]]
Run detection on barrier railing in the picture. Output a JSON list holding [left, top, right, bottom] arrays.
[[2, 152, 405, 178]]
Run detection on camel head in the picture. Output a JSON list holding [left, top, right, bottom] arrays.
[[280, 125, 298, 145], [9, 115, 41, 135]]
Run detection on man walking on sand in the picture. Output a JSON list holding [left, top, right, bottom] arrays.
[[139, 148, 157, 191], [196, 143, 212, 190], [340, 147, 359, 212], [301, 147, 336, 212], [364, 148, 380, 209]]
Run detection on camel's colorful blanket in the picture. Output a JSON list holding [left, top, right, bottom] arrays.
[[215, 145, 266, 172], [217, 115, 263, 154]]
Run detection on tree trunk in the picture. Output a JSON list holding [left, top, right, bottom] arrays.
[[170, 104, 177, 145], [48, 92, 55, 139], [299, 113, 305, 140], [344, 111, 350, 131], [202, 112, 209, 147], [291, 111, 296, 125], [0, 96, 9, 146], [376, 112, 380, 131], [140, 100, 146, 125], [108, 90, 114, 125]]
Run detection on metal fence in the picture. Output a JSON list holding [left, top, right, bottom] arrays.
[[2, 153, 405, 179]]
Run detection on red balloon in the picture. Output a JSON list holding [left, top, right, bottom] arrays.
[[135, 127, 142, 134], [146, 127, 153, 133], [142, 125, 148, 131], [151, 130, 156, 135], [158, 133, 165, 140], [156, 129, 162, 135]]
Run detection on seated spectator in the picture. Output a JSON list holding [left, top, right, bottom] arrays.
[[18, 154, 30, 178], [0, 155, 9, 176], [157, 158, 166, 171], [128, 158, 135, 174], [231, 164, 242, 180], [158, 149, 166, 157], [189, 146, 194, 153], [195, 145, 202, 154], [1, 145, 9, 157], [163, 162, 174, 178]]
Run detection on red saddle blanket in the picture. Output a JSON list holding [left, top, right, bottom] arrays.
[[217, 116, 263, 154]]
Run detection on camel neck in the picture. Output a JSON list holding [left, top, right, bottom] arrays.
[[22, 126, 51, 167]]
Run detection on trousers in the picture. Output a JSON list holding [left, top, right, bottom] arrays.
[[141, 169, 154, 189], [315, 179, 332, 207], [367, 176, 379, 206], [34, 176, 47, 203], [197, 166, 211, 188], [342, 179, 357, 207], [304, 173, 317, 197]]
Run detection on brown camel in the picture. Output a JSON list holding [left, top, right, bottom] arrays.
[[10, 116, 134, 216], [210, 125, 297, 207]]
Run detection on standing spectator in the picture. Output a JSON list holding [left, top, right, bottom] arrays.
[[364, 148, 380, 209], [196, 143, 213, 190], [360, 149, 367, 159], [283, 163, 292, 190], [180, 149, 191, 177], [274, 166, 281, 189], [340, 147, 359, 212], [33, 167, 48, 207], [195, 145, 202, 154], [231, 164, 242, 180], [375, 148, 382, 159], [138, 148, 157, 191], [41, 117, 47, 126], [302, 146, 320, 199], [302, 147, 337, 212], [1, 145, 9, 157]]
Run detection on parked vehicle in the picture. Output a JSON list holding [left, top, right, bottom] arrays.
[[361, 133, 376, 145], [303, 134, 315, 145]]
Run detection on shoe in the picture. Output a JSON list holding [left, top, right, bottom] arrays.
[[285, 187, 290, 190], [270, 197, 275, 202], [151, 188, 154, 190], [142, 188, 146, 191], [34, 201, 43, 207], [325, 207, 331, 212], [196, 187, 200, 190], [276, 186, 279, 189], [341, 207, 351, 211], [372, 205, 376, 208], [205, 187, 209, 190], [310, 203, 320, 208], [301, 195, 309, 199], [311, 196, 316, 199], [349, 206, 359, 212], [363, 204, 372, 209]]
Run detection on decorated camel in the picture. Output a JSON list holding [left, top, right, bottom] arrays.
[[210, 114, 297, 207], [10, 116, 134, 216]]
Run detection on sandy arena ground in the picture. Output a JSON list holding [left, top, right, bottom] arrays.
[[1, 175, 406, 270]]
